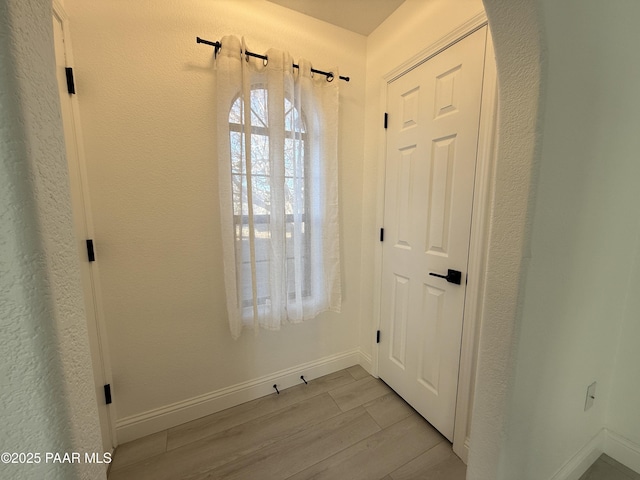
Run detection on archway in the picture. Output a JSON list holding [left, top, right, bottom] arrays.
[[467, 0, 545, 478]]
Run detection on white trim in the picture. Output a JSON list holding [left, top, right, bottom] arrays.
[[547, 428, 640, 480], [370, 77, 389, 379], [453, 24, 497, 463], [508, 428, 640, 480], [605, 429, 640, 474], [52, 0, 116, 450], [383, 11, 488, 83], [549, 428, 606, 480], [373, 11, 495, 463], [115, 349, 361, 444], [359, 350, 373, 374]]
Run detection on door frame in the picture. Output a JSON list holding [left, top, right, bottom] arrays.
[[52, 0, 117, 450], [372, 12, 497, 463]]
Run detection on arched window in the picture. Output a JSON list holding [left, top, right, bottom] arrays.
[[215, 38, 340, 337], [228, 88, 311, 311]]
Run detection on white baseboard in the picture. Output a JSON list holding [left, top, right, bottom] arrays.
[[605, 430, 640, 474], [545, 428, 640, 480], [359, 350, 373, 374], [115, 349, 361, 444], [549, 429, 605, 480]]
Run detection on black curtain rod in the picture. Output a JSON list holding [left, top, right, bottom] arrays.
[[196, 37, 350, 82]]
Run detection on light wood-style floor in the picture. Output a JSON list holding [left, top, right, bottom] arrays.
[[579, 454, 640, 480], [108, 366, 466, 480]]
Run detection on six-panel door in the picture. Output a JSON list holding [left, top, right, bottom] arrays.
[[379, 27, 488, 442]]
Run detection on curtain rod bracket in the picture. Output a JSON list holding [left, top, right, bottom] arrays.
[[196, 36, 221, 57]]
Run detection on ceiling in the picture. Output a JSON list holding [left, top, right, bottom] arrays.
[[266, 0, 406, 36]]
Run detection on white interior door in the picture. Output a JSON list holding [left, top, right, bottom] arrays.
[[53, 5, 115, 452], [378, 27, 487, 442]]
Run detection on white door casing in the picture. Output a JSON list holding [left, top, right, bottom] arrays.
[[53, 1, 116, 452], [378, 27, 488, 442]]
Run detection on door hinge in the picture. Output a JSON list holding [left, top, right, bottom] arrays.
[[379, 228, 384, 242], [65, 67, 76, 95], [376, 330, 381, 343], [104, 384, 112, 405], [384, 112, 388, 129], [86, 239, 96, 262]]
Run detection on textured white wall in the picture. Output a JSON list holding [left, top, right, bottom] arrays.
[[64, 0, 366, 423], [467, 0, 545, 478], [0, 0, 105, 478], [472, 1, 640, 479], [598, 1, 640, 451], [608, 231, 640, 447], [499, 1, 640, 478]]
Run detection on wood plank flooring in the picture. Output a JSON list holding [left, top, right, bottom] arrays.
[[108, 366, 466, 480]]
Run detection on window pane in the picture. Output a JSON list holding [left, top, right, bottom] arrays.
[[284, 178, 293, 215], [230, 131, 243, 174], [284, 177, 305, 216], [254, 223, 270, 259], [240, 260, 270, 304], [250, 89, 268, 128], [284, 138, 304, 178], [228, 88, 312, 308], [232, 174, 249, 216], [284, 98, 305, 134], [250, 134, 269, 176], [285, 223, 310, 298], [252, 174, 270, 216], [230, 98, 242, 124]]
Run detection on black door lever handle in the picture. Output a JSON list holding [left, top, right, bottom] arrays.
[[429, 269, 462, 285]]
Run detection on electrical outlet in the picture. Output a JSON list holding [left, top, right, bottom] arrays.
[[585, 382, 596, 411]]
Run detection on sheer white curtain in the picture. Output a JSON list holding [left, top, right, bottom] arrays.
[[215, 36, 341, 339]]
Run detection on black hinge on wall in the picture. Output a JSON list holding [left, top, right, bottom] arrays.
[[376, 330, 381, 344], [104, 384, 112, 405], [65, 67, 76, 94], [379, 228, 384, 242], [86, 239, 95, 262], [384, 113, 388, 129]]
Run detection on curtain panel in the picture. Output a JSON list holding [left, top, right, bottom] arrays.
[[215, 36, 341, 338]]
